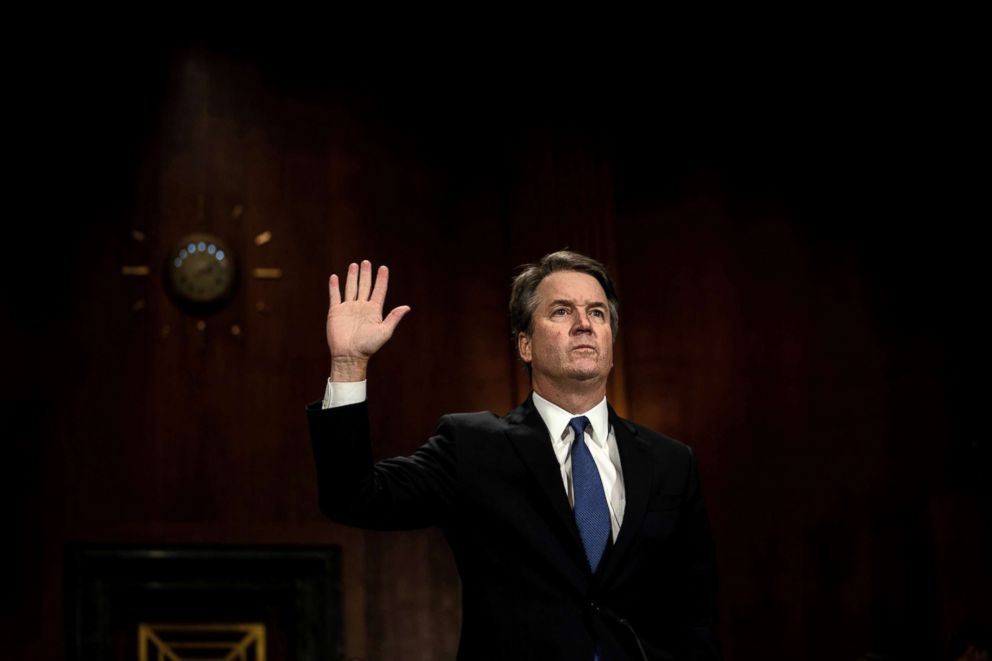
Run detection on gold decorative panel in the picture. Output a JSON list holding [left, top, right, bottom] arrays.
[[138, 623, 266, 661]]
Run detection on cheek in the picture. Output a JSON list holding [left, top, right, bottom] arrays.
[[534, 332, 562, 357], [601, 342, 614, 366], [544, 331, 567, 350]]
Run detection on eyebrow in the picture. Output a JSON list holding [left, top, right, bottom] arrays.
[[547, 299, 607, 308]]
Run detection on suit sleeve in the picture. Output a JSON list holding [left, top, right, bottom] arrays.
[[308, 400, 457, 530], [680, 446, 722, 660]]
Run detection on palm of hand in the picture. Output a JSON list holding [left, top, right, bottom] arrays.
[[326, 300, 390, 359]]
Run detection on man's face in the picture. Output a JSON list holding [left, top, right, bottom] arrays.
[[517, 270, 614, 388]]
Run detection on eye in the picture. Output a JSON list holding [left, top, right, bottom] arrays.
[[551, 307, 569, 317], [590, 308, 606, 319]]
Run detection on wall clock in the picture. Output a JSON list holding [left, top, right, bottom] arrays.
[[121, 203, 284, 338], [163, 232, 238, 316]]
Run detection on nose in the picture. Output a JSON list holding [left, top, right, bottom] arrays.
[[572, 309, 593, 333]]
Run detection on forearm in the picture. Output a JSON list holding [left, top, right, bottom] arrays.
[[309, 400, 376, 524], [308, 401, 457, 530]]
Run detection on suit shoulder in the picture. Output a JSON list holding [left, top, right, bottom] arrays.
[[620, 417, 694, 457], [436, 410, 505, 433]]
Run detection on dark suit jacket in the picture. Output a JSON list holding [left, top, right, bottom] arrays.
[[308, 395, 720, 660]]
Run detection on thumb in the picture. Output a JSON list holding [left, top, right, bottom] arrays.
[[382, 305, 411, 335]]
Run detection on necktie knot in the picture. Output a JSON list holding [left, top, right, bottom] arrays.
[[568, 416, 590, 443]]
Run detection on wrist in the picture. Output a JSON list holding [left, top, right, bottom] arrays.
[[330, 357, 368, 382]]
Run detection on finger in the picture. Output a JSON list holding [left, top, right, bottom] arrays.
[[344, 262, 358, 300], [370, 265, 389, 307], [381, 305, 411, 336], [358, 260, 373, 300], [328, 274, 341, 307]]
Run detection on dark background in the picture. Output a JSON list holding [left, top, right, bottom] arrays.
[[4, 30, 987, 660]]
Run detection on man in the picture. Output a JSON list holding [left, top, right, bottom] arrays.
[[309, 251, 720, 660]]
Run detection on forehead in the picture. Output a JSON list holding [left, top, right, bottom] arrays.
[[534, 271, 607, 305]]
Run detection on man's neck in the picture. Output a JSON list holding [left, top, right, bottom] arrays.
[[531, 378, 607, 415]]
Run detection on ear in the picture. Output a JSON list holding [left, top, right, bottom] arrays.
[[517, 332, 532, 363]]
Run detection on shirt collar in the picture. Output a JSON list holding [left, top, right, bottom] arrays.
[[532, 390, 610, 448]]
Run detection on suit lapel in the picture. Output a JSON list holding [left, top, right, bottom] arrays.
[[503, 396, 586, 560], [503, 396, 655, 583], [598, 406, 652, 585]]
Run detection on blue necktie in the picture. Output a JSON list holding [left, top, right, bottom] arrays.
[[569, 416, 611, 573]]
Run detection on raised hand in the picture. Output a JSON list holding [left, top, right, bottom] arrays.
[[326, 260, 410, 381]]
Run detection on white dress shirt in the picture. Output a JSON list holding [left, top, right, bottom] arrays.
[[321, 379, 626, 540], [530, 391, 626, 541]]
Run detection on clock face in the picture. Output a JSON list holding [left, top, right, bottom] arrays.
[[165, 232, 237, 313]]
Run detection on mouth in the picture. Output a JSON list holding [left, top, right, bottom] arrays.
[[571, 345, 597, 352]]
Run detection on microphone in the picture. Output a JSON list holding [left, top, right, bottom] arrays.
[[590, 602, 649, 661]]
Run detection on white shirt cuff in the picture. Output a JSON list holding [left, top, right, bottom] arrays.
[[322, 378, 367, 409]]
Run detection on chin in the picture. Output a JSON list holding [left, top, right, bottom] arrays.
[[565, 368, 608, 382]]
